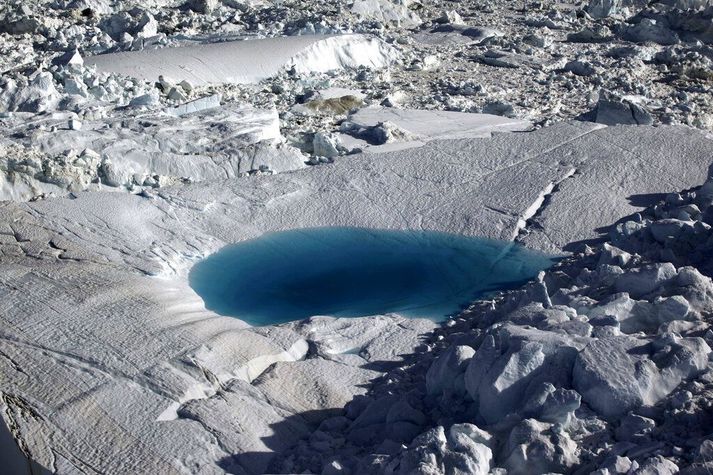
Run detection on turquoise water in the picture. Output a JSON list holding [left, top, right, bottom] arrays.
[[189, 227, 556, 326]]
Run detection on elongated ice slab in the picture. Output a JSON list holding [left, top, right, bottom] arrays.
[[86, 34, 399, 85]]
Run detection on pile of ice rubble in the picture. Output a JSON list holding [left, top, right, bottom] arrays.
[[0, 98, 305, 201], [4, 0, 713, 202], [261, 178, 713, 474]]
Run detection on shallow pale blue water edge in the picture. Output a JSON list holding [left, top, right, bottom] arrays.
[[189, 227, 558, 326]]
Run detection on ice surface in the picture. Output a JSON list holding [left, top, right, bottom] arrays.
[[1, 124, 713, 473], [339, 106, 532, 152], [85, 34, 399, 85]]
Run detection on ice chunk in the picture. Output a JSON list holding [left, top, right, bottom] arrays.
[[426, 345, 475, 395], [168, 94, 222, 117], [85, 35, 399, 86], [573, 334, 710, 418], [351, 0, 422, 28]]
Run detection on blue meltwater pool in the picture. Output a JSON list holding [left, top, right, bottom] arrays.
[[188, 227, 557, 326]]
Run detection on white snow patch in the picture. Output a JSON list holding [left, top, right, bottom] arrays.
[[85, 34, 399, 85]]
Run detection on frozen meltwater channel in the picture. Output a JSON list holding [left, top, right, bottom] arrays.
[[189, 227, 557, 326]]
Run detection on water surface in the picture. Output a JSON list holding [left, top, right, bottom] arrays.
[[189, 227, 556, 326]]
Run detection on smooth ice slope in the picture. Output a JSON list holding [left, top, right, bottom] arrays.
[[190, 227, 555, 325], [338, 107, 532, 152], [351, 107, 531, 140], [85, 34, 399, 85]]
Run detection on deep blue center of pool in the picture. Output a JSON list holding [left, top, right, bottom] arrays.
[[189, 227, 556, 326]]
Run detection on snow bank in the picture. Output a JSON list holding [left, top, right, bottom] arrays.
[[85, 34, 399, 85], [338, 106, 532, 152], [350, 107, 531, 139]]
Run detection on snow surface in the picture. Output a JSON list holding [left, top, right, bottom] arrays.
[[85, 34, 399, 85]]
